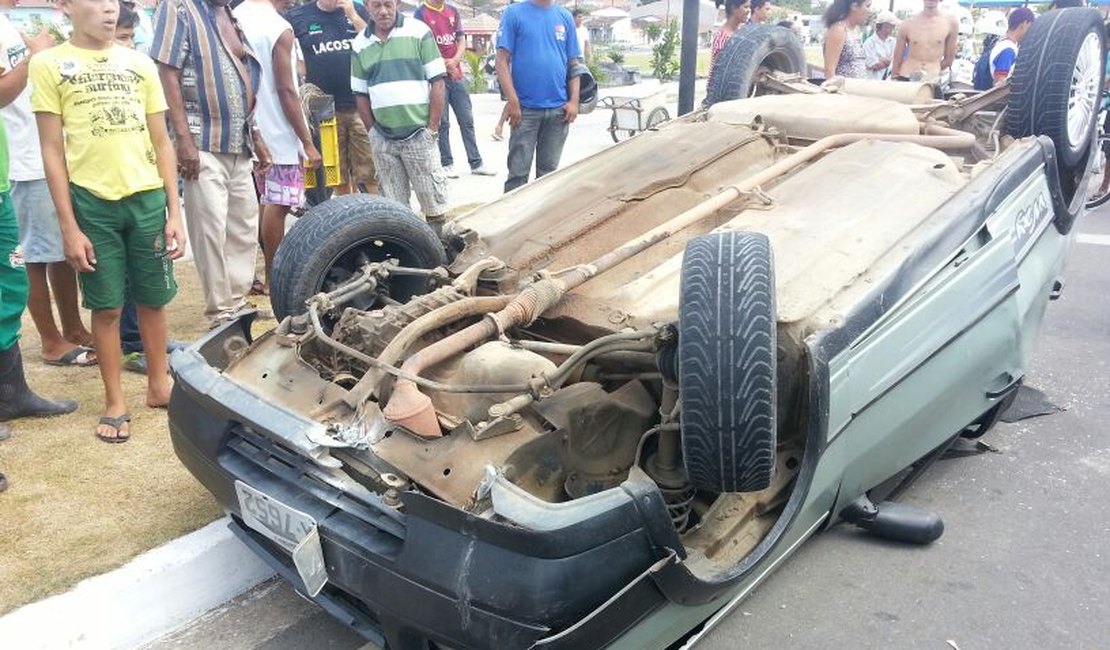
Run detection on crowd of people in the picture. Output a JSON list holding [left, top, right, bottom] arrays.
[[709, 0, 1048, 88], [0, 0, 585, 492]]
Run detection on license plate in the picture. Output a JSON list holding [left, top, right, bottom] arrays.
[[235, 480, 328, 596]]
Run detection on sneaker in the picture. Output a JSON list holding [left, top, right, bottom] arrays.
[[471, 165, 496, 177], [122, 352, 148, 375], [443, 165, 459, 179]]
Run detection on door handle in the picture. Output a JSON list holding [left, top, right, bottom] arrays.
[[986, 371, 1023, 399]]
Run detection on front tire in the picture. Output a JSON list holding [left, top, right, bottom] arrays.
[[270, 195, 446, 321]]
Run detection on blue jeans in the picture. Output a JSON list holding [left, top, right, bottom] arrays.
[[504, 107, 569, 193], [439, 78, 483, 170], [120, 302, 143, 354]]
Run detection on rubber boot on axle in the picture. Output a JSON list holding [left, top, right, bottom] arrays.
[[0, 343, 78, 421]]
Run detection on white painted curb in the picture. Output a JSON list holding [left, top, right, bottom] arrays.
[[0, 517, 275, 650]]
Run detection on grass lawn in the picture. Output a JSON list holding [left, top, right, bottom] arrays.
[[616, 48, 712, 79], [0, 261, 228, 614], [608, 46, 823, 80], [0, 203, 487, 615]]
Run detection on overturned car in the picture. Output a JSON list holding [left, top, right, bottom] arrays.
[[168, 11, 1104, 650]]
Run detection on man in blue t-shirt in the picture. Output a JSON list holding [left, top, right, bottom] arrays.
[[495, 0, 580, 193]]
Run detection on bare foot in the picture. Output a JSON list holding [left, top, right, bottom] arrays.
[[64, 329, 94, 348], [146, 379, 173, 409]]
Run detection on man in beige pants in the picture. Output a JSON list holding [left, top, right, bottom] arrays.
[[151, 0, 271, 324]]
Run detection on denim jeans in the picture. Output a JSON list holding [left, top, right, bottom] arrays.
[[439, 78, 483, 170], [504, 107, 569, 193], [120, 302, 143, 354]]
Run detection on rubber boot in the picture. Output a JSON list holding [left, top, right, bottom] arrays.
[[0, 422, 8, 494], [0, 343, 78, 421]]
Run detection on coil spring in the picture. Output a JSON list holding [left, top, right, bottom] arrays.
[[661, 482, 696, 533]]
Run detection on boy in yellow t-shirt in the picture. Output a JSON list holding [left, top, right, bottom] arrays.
[[31, 0, 185, 443]]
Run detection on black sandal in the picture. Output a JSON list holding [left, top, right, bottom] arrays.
[[96, 414, 132, 444]]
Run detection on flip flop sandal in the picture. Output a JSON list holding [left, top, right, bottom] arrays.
[[44, 347, 97, 367], [249, 279, 269, 296], [96, 414, 132, 444]]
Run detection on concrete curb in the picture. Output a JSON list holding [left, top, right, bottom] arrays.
[[0, 517, 275, 649]]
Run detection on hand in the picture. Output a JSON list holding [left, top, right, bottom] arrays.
[[175, 137, 200, 180], [506, 98, 522, 129], [63, 230, 96, 272], [23, 28, 55, 55], [445, 59, 463, 82], [880, 57, 891, 68], [252, 132, 273, 175], [164, 218, 187, 261], [303, 143, 322, 169], [562, 100, 578, 124]]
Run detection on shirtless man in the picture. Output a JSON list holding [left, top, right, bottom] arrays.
[[890, 0, 959, 81]]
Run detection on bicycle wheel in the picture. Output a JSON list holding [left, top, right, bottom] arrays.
[[1086, 143, 1110, 209], [1087, 109, 1110, 209]]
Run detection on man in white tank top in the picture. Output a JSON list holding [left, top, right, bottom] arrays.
[[234, 0, 322, 291]]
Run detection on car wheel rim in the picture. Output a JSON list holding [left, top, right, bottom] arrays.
[[1068, 32, 1101, 151], [320, 238, 418, 309]]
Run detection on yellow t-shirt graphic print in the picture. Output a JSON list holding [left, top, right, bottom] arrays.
[[30, 42, 168, 201]]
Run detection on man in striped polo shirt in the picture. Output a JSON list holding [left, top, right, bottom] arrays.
[[351, 0, 448, 228]]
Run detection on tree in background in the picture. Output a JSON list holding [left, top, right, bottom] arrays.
[[644, 22, 663, 42], [651, 20, 680, 81]]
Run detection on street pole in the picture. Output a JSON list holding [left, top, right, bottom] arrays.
[[678, 0, 699, 114]]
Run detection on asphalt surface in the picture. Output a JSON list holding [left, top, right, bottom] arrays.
[[146, 203, 1110, 650]]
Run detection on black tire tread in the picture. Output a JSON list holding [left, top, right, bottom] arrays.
[[1006, 8, 1105, 169], [679, 232, 777, 493], [706, 25, 806, 107], [271, 195, 446, 320]]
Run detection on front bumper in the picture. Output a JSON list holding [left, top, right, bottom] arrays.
[[168, 318, 683, 649]]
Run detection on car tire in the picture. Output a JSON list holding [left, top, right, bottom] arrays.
[[271, 195, 446, 321], [678, 232, 777, 493], [705, 25, 806, 107], [1006, 8, 1105, 171]]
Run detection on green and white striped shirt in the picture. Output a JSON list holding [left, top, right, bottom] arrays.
[[350, 15, 445, 140]]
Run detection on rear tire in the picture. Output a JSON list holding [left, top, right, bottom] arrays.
[[645, 106, 670, 129], [705, 25, 806, 107], [678, 232, 777, 493], [1006, 8, 1105, 170], [271, 195, 446, 321]]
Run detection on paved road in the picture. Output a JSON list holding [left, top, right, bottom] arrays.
[[147, 138, 1110, 649]]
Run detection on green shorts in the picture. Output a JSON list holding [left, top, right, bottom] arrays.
[[0, 191, 29, 350], [70, 184, 177, 311]]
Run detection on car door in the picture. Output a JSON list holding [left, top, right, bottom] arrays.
[[822, 167, 1060, 511]]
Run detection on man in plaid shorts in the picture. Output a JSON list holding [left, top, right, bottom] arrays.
[[351, 0, 448, 229]]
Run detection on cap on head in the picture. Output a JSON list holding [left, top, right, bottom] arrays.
[[875, 10, 899, 26]]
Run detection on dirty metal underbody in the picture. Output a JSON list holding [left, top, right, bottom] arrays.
[[225, 83, 1001, 565]]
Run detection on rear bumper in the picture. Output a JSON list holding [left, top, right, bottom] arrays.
[[168, 319, 680, 649]]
